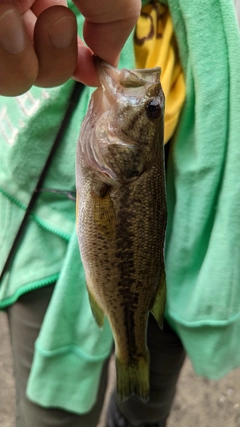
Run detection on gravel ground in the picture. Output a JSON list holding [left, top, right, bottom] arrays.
[[1, 310, 240, 427]]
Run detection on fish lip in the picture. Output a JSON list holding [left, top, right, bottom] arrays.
[[125, 67, 162, 84], [94, 55, 161, 76], [94, 56, 162, 92]]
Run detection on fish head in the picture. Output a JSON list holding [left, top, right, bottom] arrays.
[[78, 59, 165, 186], [95, 58, 165, 172]]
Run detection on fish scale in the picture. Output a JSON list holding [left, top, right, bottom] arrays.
[[76, 58, 167, 401]]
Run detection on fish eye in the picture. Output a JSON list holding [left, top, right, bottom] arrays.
[[146, 99, 161, 119]]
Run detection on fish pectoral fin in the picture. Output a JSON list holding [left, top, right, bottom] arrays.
[[88, 290, 105, 328], [116, 352, 150, 402], [150, 270, 166, 329], [92, 190, 116, 235]]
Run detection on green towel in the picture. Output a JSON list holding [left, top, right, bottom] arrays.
[[165, 0, 240, 378], [26, 232, 113, 413]]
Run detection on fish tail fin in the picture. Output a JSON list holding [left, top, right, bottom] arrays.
[[116, 352, 150, 402]]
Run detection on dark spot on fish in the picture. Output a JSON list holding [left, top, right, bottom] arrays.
[[125, 169, 142, 179]]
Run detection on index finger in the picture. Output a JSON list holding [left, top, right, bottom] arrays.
[[74, 0, 141, 64], [73, 0, 141, 86]]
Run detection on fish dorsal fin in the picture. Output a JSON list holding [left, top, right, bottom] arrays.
[[150, 270, 166, 329], [88, 289, 105, 328]]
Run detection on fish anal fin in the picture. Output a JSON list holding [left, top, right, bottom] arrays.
[[150, 270, 166, 329], [116, 352, 150, 402], [88, 289, 105, 328]]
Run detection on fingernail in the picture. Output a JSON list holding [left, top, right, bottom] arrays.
[[49, 16, 76, 49], [0, 9, 25, 54]]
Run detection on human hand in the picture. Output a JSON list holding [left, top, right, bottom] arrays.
[[0, 0, 141, 96]]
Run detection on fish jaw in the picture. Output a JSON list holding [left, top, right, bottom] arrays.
[[95, 55, 161, 94], [93, 55, 163, 114]]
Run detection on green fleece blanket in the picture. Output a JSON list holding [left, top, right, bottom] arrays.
[[165, 0, 240, 378]]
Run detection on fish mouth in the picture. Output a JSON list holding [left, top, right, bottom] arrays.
[[94, 56, 161, 99]]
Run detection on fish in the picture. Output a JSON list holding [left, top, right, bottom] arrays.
[[76, 57, 167, 402]]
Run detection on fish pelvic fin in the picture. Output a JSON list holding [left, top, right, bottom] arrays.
[[88, 289, 105, 328], [76, 191, 79, 224], [116, 352, 150, 402], [150, 270, 166, 329]]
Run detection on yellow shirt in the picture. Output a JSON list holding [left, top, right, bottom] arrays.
[[134, 2, 185, 143]]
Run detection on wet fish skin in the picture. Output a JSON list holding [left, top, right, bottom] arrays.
[[76, 58, 166, 401]]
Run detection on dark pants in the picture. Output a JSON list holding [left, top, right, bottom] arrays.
[[6, 285, 185, 427], [6, 285, 110, 427]]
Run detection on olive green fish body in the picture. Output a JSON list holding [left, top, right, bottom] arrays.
[[76, 59, 166, 401]]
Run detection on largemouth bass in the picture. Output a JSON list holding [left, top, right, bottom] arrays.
[[76, 58, 167, 401]]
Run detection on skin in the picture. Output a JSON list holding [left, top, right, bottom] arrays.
[[0, 0, 141, 96]]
